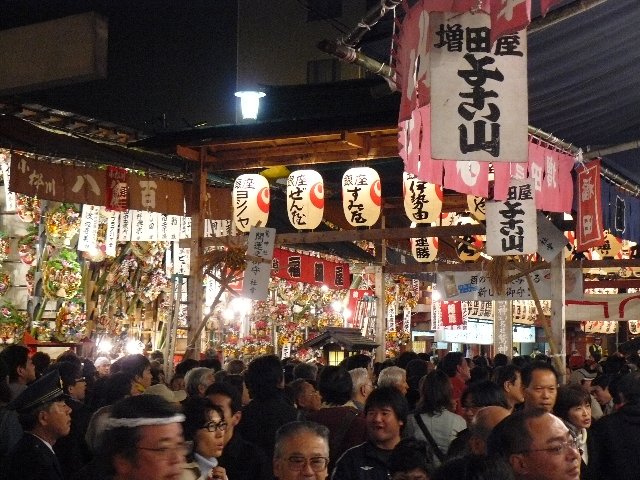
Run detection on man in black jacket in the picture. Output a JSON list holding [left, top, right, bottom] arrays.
[[206, 381, 272, 480], [331, 387, 408, 480], [2, 370, 72, 480]]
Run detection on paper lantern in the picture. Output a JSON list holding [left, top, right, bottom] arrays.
[[286, 170, 324, 230], [467, 195, 486, 221], [232, 174, 270, 233], [403, 172, 443, 223], [456, 216, 484, 262], [342, 167, 381, 227], [411, 235, 438, 263]]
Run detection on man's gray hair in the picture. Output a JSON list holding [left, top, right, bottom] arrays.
[[377, 366, 406, 390], [184, 367, 213, 396], [349, 368, 370, 394], [274, 421, 330, 459]]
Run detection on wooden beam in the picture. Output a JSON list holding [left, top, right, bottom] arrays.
[[584, 279, 640, 289]]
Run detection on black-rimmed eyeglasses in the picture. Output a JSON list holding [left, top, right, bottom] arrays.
[[201, 421, 227, 433], [285, 456, 329, 472]]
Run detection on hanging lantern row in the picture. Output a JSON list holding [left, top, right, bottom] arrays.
[[232, 169, 446, 232]]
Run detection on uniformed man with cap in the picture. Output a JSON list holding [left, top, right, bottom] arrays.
[[1, 369, 72, 480]]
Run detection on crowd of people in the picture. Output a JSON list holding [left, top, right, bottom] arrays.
[[1, 344, 640, 480]]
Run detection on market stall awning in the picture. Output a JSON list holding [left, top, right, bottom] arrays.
[[302, 327, 379, 351]]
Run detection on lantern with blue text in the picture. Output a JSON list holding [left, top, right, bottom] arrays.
[[403, 173, 443, 223], [342, 167, 381, 227], [232, 174, 270, 232], [286, 170, 324, 230]]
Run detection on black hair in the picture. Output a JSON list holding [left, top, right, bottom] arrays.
[[0, 345, 29, 382], [553, 384, 590, 422], [244, 354, 284, 400], [388, 437, 435, 476], [493, 364, 521, 388], [182, 396, 225, 442], [493, 353, 509, 368], [521, 361, 557, 388], [463, 380, 509, 409], [342, 353, 372, 371], [175, 358, 200, 377], [199, 358, 222, 372], [416, 370, 454, 415], [205, 381, 242, 414], [396, 351, 419, 370], [591, 373, 613, 390], [431, 454, 515, 480], [31, 352, 51, 379], [439, 351, 465, 378], [101, 371, 136, 406], [364, 386, 409, 426], [293, 362, 318, 382], [118, 354, 150, 380], [611, 372, 640, 405], [46, 361, 82, 394], [318, 366, 352, 405]]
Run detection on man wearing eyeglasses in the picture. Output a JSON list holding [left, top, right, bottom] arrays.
[[486, 408, 581, 480], [273, 421, 331, 480], [99, 394, 188, 480]]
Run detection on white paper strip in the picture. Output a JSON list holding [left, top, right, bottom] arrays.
[[105, 212, 120, 257], [77, 205, 101, 252], [118, 210, 133, 241]]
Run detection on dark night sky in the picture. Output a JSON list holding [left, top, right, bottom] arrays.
[[0, 0, 239, 133]]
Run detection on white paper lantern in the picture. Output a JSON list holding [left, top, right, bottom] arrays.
[[342, 167, 381, 227], [403, 172, 443, 223], [467, 195, 486, 221], [411, 235, 438, 263], [286, 170, 324, 230], [232, 174, 270, 233], [456, 216, 484, 262]]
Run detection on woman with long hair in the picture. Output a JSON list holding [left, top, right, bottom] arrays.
[[404, 370, 466, 466]]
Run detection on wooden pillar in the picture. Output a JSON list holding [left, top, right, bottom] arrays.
[[550, 254, 567, 383], [185, 147, 207, 359]]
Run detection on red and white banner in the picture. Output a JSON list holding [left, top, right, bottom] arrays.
[[566, 294, 640, 323], [399, 109, 423, 176], [418, 105, 445, 184], [539, 149, 574, 212], [395, 0, 431, 122], [441, 300, 465, 326], [443, 160, 490, 197], [423, 0, 489, 11], [576, 160, 605, 251], [272, 249, 350, 289], [489, 0, 532, 43]]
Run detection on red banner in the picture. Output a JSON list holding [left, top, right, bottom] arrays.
[[106, 165, 129, 211], [441, 300, 464, 326], [489, 0, 531, 43], [272, 249, 350, 289], [576, 160, 605, 251], [540, 0, 562, 16], [443, 160, 489, 197], [539, 149, 574, 212], [417, 105, 444, 185], [398, 109, 422, 176]]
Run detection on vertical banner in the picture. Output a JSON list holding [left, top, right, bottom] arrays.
[[118, 210, 132, 241], [486, 178, 537, 256], [0, 157, 16, 211], [576, 160, 605, 251], [130, 210, 146, 241], [173, 243, 190, 276], [387, 301, 397, 332], [403, 307, 412, 333], [180, 216, 192, 239], [242, 227, 276, 300], [493, 300, 513, 356], [105, 212, 120, 257], [441, 301, 464, 327], [430, 12, 528, 162], [166, 215, 181, 241], [77, 205, 101, 252], [105, 165, 129, 211]]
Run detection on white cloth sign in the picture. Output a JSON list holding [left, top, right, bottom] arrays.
[[242, 227, 276, 300], [536, 212, 569, 262], [105, 212, 120, 257], [430, 12, 528, 162], [486, 179, 537, 256], [118, 210, 132, 241], [77, 205, 101, 252]]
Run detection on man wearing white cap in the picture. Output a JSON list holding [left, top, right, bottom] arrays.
[[100, 394, 187, 480]]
